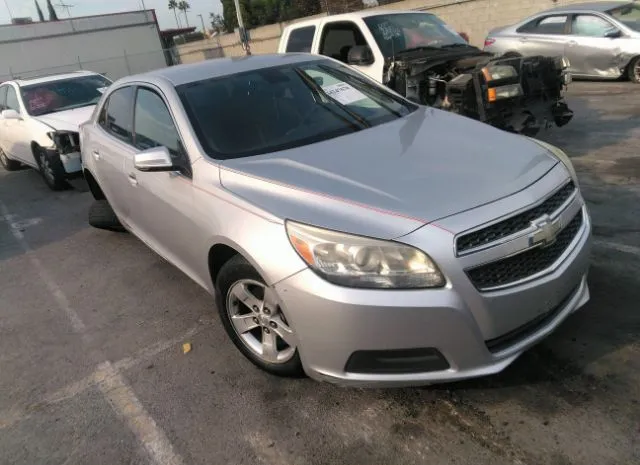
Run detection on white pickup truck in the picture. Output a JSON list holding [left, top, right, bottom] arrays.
[[278, 10, 573, 135]]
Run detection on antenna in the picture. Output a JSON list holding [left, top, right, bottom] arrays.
[[55, 2, 74, 18]]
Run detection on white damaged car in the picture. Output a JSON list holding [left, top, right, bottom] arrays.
[[0, 71, 111, 190]]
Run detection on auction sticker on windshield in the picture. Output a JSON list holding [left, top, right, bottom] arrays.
[[322, 82, 367, 105]]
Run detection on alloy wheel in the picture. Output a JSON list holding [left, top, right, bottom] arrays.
[[226, 279, 296, 364], [39, 151, 55, 184]]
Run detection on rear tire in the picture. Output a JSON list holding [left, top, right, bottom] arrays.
[[88, 199, 126, 232], [627, 56, 640, 83], [34, 145, 68, 191], [215, 255, 304, 378], [0, 147, 20, 171]]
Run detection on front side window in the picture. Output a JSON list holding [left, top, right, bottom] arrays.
[[572, 14, 618, 37], [518, 15, 568, 34], [286, 26, 316, 53], [0, 86, 8, 111], [178, 59, 416, 160], [102, 86, 134, 143], [319, 22, 369, 63], [20, 75, 111, 117], [6, 87, 21, 113], [133, 88, 182, 161], [364, 13, 467, 58], [608, 4, 640, 32]]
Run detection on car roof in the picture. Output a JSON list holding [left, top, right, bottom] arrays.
[[10, 70, 101, 87], [124, 53, 325, 87], [286, 9, 435, 30], [538, 1, 631, 14]]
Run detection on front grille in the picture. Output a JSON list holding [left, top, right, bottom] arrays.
[[485, 284, 579, 354], [456, 181, 575, 254], [466, 210, 583, 290]]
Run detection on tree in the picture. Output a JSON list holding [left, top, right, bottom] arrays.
[[210, 13, 225, 33], [35, 0, 45, 21], [46, 0, 58, 20], [177, 1, 191, 27], [168, 0, 181, 28], [218, 0, 321, 31]]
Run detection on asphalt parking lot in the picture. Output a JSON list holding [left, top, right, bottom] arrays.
[[1, 81, 639, 465]]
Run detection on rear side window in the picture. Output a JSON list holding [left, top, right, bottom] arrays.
[[518, 15, 568, 34], [286, 26, 316, 52], [101, 86, 134, 143]]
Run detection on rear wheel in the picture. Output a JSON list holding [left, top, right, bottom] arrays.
[[215, 255, 304, 377], [34, 145, 67, 190], [88, 199, 126, 232], [628, 56, 640, 83], [0, 147, 20, 171]]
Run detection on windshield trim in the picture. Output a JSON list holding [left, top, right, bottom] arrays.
[[177, 59, 417, 161]]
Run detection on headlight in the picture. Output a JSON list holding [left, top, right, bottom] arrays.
[[529, 138, 579, 186], [482, 65, 518, 81], [487, 84, 523, 102], [285, 221, 445, 289]]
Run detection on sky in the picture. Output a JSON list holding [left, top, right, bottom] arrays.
[[0, 0, 223, 30]]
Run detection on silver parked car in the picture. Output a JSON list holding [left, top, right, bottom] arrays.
[[80, 54, 592, 387], [484, 1, 640, 83]]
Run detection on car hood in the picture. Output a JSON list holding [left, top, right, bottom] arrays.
[[34, 105, 96, 132], [220, 107, 558, 236]]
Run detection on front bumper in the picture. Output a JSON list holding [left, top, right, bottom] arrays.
[[274, 173, 591, 387]]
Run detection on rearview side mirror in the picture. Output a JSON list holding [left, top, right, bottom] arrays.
[[1, 109, 21, 120], [134, 146, 174, 172], [604, 29, 622, 38], [347, 45, 374, 66]]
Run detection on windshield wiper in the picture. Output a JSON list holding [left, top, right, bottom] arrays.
[[396, 45, 442, 54], [293, 68, 371, 129]]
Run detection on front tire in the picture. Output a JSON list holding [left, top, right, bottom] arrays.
[[0, 147, 20, 171], [215, 255, 304, 377], [34, 145, 68, 191], [88, 199, 126, 232], [627, 56, 640, 83]]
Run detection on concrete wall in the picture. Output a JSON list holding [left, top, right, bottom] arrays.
[[176, 0, 592, 62]]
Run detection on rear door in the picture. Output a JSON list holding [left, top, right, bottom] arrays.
[[89, 85, 138, 225], [515, 14, 570, 58], [565, 13, 624, 76]]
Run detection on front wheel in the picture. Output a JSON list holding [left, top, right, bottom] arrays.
[[34, 146, 68, 191], [628, 56, 640, 83], [0, 147, 20, 171], [215, 255, 304, 377]]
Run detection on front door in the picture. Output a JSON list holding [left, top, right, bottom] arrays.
[[565, 13, 624, 77], [128, 86, 202, 281], [3, 86, 31, 165]]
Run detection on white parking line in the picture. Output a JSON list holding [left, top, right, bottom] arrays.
[[96, 362, 185, 465], [0, 202, 86, 335], [594, 239, 640, 259], [0, 201, 188, 465]]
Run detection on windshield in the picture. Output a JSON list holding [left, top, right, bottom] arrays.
[[177, 59, 416, 159], [21, 75, 112, 116], [363, 13, 468, 57], [608, 4, 640, 32]]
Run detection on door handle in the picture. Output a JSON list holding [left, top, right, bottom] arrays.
[[568, 40, 577, 46], [519, 37, 528, 42], [92, 150, 100, 160], [128, 172, 138, 186]]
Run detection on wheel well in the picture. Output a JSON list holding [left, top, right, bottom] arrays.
[[502, 51, 522, 58], [30, 141, 40, 155], [83, 169, 105, 200], [208, 244, 240, 288]]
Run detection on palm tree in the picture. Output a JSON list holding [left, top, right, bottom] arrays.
[[177, 1, 190, 27], [168, 0, 181, 28]]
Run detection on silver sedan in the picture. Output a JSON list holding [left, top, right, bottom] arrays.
[[484, 1, 640, 83], [80, 53, 592, 387]]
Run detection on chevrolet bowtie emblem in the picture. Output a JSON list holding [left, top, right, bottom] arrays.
[[529, 214, 562, 248]]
